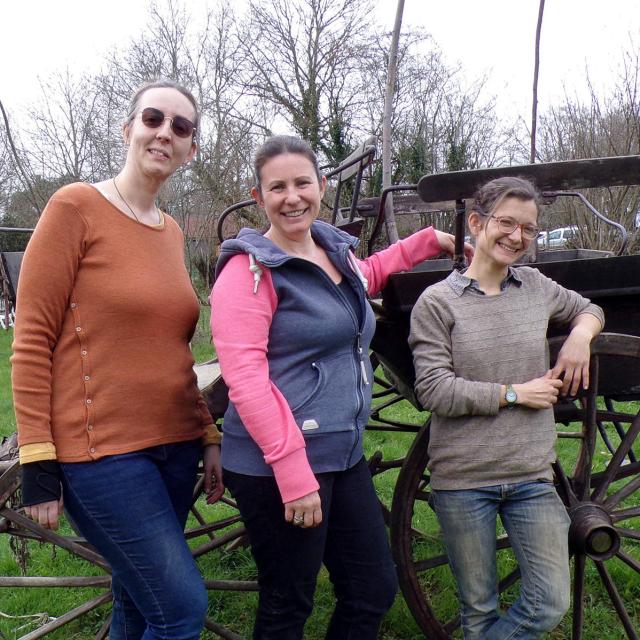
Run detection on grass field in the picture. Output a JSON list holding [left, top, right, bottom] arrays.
[[1, 321, 639, 639]]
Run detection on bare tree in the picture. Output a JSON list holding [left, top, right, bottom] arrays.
[[239, 0, 374, 161], [536, 39, 640, 252], [25, 70, 102, 184]]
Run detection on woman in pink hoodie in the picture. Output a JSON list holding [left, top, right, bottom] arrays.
[[211, 135, 472, 639]]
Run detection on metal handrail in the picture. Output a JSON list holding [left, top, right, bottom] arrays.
[[367, 184, 417, 256], [543, 191, 629, 256], [0, 227, 33, 233]]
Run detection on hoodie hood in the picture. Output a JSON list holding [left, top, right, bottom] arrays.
[[215, 220, 359, 278]]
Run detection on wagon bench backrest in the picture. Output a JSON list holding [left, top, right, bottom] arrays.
[[414, 154, 640, 264], [415, 155, 640, 202]]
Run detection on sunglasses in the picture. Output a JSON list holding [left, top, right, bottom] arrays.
[[138, 107, 196, 139]]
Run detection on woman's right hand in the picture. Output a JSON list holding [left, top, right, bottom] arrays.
[[25, 497, 64, 530], [284, 490, 322, 529], [512, 371, 563, 409]]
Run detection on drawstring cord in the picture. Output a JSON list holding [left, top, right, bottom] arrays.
[[248, 254, 263, 294], [347, 251, 369, 294], [249, 250, 366, 296]]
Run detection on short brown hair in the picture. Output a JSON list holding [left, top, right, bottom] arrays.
[[471, 176, 541, 220], [253, 135, 321, 191]]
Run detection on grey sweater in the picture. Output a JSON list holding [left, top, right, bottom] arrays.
[[409, 266, 604, 490]]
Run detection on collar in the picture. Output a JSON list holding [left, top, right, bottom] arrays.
[[446, 266, 523, 297]]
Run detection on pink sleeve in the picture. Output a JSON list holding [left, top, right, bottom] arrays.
[[357, 226, 441, 295], [210, 254, 319, 503]]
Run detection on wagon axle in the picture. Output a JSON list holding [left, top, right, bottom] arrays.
[[568, 502, 620, 560]]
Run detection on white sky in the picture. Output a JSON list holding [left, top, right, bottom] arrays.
[[1, 0, 638, 124]]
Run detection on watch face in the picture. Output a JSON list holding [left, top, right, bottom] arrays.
[[506, 389, 517, 404]]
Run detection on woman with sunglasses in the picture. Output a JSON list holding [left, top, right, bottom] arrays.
[[409, 176, 604, 639], [11, 79, 222, 640]]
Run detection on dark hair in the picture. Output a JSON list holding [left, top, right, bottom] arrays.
[[253, 135, 321, 191], [125, 79, 200, 133], [470, 176, 541, 220]]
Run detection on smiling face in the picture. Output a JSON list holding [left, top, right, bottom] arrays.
[[470, 196, 539, 270], [123, 87, 196, 182], [251, 152, 326, 244]]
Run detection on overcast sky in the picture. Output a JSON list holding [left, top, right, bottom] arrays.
[[1, 0, 638, 125]]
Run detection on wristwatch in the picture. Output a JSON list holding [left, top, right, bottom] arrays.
[[505, 384, 518, 407]]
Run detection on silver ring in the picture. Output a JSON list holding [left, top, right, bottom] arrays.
[[293, 514, 304, 525]]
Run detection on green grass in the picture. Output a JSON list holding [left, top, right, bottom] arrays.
[[1, 324, 640, 639]]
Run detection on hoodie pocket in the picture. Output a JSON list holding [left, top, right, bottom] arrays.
[[290, 351, 359, 435]]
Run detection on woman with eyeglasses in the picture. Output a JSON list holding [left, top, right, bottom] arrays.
[[409, 176, 604, 639], [11, 79, 222, 640]]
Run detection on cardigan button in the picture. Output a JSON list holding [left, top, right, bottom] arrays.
[[81, 350, 88, 356], [89, 447, 96, 454], [75, 326, 82, 332], [86, 399, 92, 404], [87, 424, 93, 431], [84, 375, 90, 381]]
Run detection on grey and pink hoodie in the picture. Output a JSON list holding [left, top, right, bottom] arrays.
[[211, 221, 441, 503]]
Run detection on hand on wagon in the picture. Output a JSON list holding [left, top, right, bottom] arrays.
[[434, 229, 474, 264], [551, 312, 603, 396]]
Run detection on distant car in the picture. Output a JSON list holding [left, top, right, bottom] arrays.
[[537, 226, 578, 249]]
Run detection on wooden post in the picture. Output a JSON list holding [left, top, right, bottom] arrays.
[[382, 0, 405, 244]]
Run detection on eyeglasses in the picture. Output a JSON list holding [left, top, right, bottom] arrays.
[[490, 215, 539, 240], [138, 107, 196, 139]]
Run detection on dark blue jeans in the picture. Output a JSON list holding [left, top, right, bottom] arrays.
[[224, 457, 398, 640], [60, 440, 207, 640]]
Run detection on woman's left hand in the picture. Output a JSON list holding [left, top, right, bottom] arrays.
[[434, 230, 474, 264], [203, 444, 225, 504], [551, 327, 594, 396]]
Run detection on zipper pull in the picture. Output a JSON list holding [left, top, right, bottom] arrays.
[[360, 358, 370, 385], [357, 333, 370, 385]]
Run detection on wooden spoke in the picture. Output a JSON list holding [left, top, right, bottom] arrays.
[[604, 397, 637, 463], [602, 473, 640, 510], [616, 549, 640, 574], [591, 412, 640, 503], [611, 506, 640, 523], [617, 526, 640, 541], [572, 554, 586, 640], [17, 592, 112, 640], [594, 561, 639, 640]]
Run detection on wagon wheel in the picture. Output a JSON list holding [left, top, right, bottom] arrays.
[[0, 364, 256, 640], [390, 333, 640, 639], [0, 460, 255, 640], [365, 353, 424, 526]]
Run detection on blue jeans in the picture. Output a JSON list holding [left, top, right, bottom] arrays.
[[431, 481, 570, 640], [60, 440, 207, 640], [224, 457, 398, 640]]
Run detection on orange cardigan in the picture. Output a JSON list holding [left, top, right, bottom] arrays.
[[12, 183, 220, 464]]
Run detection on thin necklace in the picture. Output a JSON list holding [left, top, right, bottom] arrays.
[[112, 177, 160, 224]]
